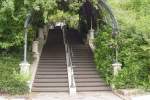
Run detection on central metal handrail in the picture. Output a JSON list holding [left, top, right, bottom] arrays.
[[62, 26, 76, 95]]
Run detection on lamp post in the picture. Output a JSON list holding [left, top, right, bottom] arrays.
[[112, 62, 122, 76], [19, 28, 30, 75], [112, 32, 122, 76], [88, 17, 95, 51], [19, 12, 32, 75]]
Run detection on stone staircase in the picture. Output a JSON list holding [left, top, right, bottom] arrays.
[[32, 29, 69, 92], [32, 28, 111, 93], [72, 44, 111, 92], [67, 29, 111, 92]]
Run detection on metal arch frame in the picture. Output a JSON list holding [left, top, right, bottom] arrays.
[[21, 0, 120, 92], [24, 13, 32, 29], [97, 0, 119, 63], [22, 0, 119, 63], [77, 0, 119, 36], [97, 0, 119, 36], [23, 10, 32, 63]]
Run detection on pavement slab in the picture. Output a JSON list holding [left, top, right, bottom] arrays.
[[0, 92, 122, 100], [130, 94, 150, 100], [30, 92, 122, 100]]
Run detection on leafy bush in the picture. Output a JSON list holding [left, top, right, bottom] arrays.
[[94, 25, 114, 83], [0, 52, 29, 94], [94, 0, 150, 90], [95, 26, 150, 90], [0, 0, 26, 49], [111, 31, 150, 90]]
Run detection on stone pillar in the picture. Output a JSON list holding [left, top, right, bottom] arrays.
[[43, 25, 48, 40], [112, 62, 122, 76], [88, 29, 95, 51], [38, 28, 45, 49], [19, 62, 30, 75], [49, 24, 54, 29], [32, 41, 39, 59], [89, 29, 94, 40], [38, 28, 44, 40]]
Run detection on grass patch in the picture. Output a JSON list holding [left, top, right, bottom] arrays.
[[0, 52, 29, 95]]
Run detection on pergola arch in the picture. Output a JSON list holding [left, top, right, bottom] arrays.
[[21, 0, 119, 74]]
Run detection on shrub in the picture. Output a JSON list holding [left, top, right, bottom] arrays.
[[94, 0, 150, 90], [95, 25, 150, 90], [94, 25, 114, 84], [0, 52, 29, 94]]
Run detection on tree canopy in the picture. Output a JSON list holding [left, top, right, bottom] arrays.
[[0, 0, 102, 50]]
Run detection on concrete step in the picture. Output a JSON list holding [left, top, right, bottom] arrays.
[[40, 58, 66, 60], [73, 64, 96, 67], [75, 78, 104, 82], [35, 74, 68, 79], [72, 58, 93, 60], [36, 71, 68, 75], [76, 82, 107, 87], [72, 62, 94, 65], [77, 86, 111, 92], [72, 60, 94, 63], [39, 60, 66, 63], [38, 63, 66, 65], [72, 55, 92, 57], [32, 87, 68, 92], [33, 83, 68, 87], [38, 66, 67, 69], [40, 56, 66, 58], [74, 71, 99, 75], [34, 79, 68, 83], [74, 74, 101, 78], [72, 57, 94, 59], [37, 69, 67, 72], [74, 68, 97, 71]]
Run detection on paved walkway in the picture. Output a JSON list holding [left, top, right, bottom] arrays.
[[130, 94, 150, 100], [0, 92, 122, 100]]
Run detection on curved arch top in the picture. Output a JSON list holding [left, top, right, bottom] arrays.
[[24, 0, 119, 35], [24, 10, 33, 28], [98, 0, 119, 36]]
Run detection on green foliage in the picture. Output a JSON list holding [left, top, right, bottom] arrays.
[[94, 25, 114, 83], [0, 0, 100, 50], [0, 52, 29, 94], [95, 0, 150, 90], [47, 0, 81, 29], [32, 0, 57, 23], [0, 0, 30, 50], [111, 30, 150, 90], [0, 0, 100, 94], [48, 10, 79, 28]]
